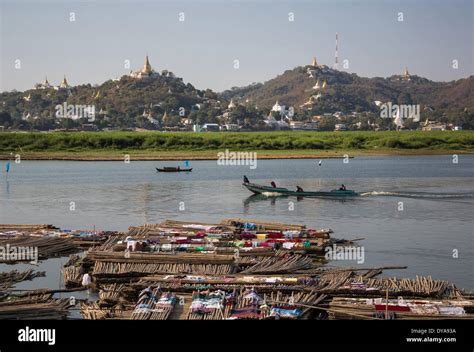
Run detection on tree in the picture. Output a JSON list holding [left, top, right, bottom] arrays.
[[0, 112, 13, 127]]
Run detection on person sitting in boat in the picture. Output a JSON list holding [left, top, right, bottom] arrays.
[[339, 184, 346, 191], [296, 186, 304, 192], [243, 175, 250, 184], [270, 181, 277, 188]]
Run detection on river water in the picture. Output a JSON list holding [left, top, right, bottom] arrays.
[[0, 155, 473, 290]]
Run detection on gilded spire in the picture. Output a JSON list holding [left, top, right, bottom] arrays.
[[60, 75, 70, 88], [312, 57, 318, 67], [404, 66, 411, 79], [143, 55, 152, 73]]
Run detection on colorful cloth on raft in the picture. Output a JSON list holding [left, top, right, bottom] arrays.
[[243, 223, 257, 231], [270, 307, 302, 318], [229, 307, 260, 319]]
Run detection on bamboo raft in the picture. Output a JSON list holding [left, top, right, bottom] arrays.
[[0, 269, 46, 291], [328, 297, 474, 320], [0, 236, 78, 262], [131, 288, 176, 320], [0, 291, 70, 320], [221, 218, 307, 232], [92, 261, 235, 280], [0, 224, 58, 232]]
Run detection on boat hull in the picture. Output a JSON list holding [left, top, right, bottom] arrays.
[[156, 168, 193, 172], [243, 183, 358, 197]]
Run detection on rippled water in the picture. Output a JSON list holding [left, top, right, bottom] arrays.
[[0, 155, 473, 290]]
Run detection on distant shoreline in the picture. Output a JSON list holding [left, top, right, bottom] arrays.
[[0, 131, 472, 160], [0, 149, 472, 161]]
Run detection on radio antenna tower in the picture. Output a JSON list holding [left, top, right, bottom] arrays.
[[334, 33, 339, 70]]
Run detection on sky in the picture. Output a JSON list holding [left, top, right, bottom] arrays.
[[0, 0, 473, 92]]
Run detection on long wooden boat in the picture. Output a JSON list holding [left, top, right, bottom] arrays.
[[156, 167, 192, 172], [243, 182, 358, 197]]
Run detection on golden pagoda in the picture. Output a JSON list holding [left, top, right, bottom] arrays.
[[59, 75, 70, 89], [131, 55, 157, 79], [142, 55, 152, 74], [312, 57, 318, 67], [35, 76, 51, 89], [403, 67, 411, 81]]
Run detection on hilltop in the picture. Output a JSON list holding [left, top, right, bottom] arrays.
[[0, 58, 472, 131], [221, 64, 474, 114]]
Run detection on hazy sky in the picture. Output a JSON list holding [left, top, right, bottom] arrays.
[[1, 0, 472, 92]]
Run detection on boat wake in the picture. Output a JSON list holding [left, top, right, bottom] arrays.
[[360, 191, 474, 199]]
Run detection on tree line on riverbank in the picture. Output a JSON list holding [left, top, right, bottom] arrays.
[[0, 131, 472, 154]]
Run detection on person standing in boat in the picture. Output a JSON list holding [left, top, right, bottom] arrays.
[[270, 181, 277, 188], [243, 175, 250, 184]]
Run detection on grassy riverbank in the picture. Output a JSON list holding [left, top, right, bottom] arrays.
[[0, 131, 473, 160]]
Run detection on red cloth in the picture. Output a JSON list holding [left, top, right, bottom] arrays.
[[374, 304, 410, 312], [266, 232, 283, 239]]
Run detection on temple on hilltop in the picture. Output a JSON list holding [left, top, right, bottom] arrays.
[[130, 55, 159, 79], [59, 75, 71, 89], [50, 75, 72, 91], [403, 67, 411, 81], [35, 77, 51, 89]]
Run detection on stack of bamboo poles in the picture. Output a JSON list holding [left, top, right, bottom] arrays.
[[328, 297, 474, 320], [99, 284, 126, 303], [0, 224, 57, 232], [363, 276, 451, 297], [63, 266, 83, 288], [261, 291, 325, 319], [0, 269, 46, 291], [87, 250, 234, 264], [221, 218, 306, 231], [241, 253, 314, 274], [126, 220, 234, 237], [0, 297, 69, 320], [315, 271, 354, 291], [81, 302, 129, 320], [93, 261, 234, 278], [0, 236, 78, 261]]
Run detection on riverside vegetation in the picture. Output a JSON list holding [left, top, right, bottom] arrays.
[[0, 131, 472, 160]]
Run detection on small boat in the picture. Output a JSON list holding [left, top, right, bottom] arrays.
[[156, 167, 193, 172], [243, 182, 358, 197]]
